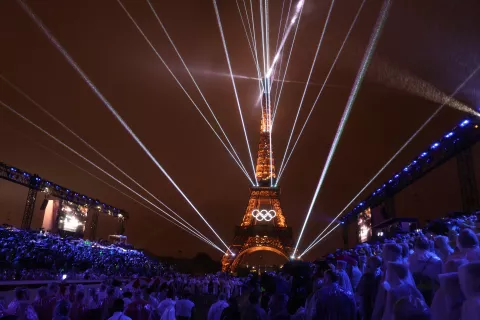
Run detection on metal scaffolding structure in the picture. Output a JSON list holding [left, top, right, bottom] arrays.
[[0, 162, 128, 231], [457, 147, 480, 212], [341, 118, 480, 225]]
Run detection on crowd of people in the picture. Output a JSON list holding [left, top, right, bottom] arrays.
[[0, 274, 247, 320], [0, 226, 165, 280], [0, 213, 479, 319], [301, 213, 480, 320]]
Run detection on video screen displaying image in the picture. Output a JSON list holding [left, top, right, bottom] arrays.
[[358, 207, 372, 243], [57, 201, 88, 235]]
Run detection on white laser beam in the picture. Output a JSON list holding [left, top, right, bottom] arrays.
[[18, 0, 232, 253], [293, 0, 393, 256]]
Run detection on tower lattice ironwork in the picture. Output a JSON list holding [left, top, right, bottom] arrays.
[[222, 79, 293, 272]]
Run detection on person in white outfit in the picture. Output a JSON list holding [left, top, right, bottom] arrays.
[[156, 289, 176, 320], [175, 291, 195, 320], [108, 299, 132, 320], [208, 293, 229, 320], [459, 261, 480, 320]]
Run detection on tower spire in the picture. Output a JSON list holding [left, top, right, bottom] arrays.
[[221, 77, 292, 272], [255, 78, 276, 185]]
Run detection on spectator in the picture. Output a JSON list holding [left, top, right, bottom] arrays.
[[175, 290, 195, 320], [383, 262, 427, 320], [336, 260, 353, 293], [372, 243, 403, 320], [393, 296, 431, 320], [409, 236, 442, 304], [156, 289, 175, 319], [108, 299, 131, 320], [267, 293, 289, 320], [53, 300, 71, 320], [241, 291, 267, 320], [357, 256, 382, 320], [431, 271, 465, 320], [459, 262, 480, 320], [434, 236, 454, 262], [455, 229, 480, 262], [220, 297, 240, 320], [208, 293, 229, 320], [308, 269, 356, 320], [69, 291, 85, 320]]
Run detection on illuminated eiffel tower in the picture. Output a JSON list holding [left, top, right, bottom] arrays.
[[222, 79, 293, 272]]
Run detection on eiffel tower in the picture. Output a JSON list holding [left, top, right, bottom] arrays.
[[222, 79, 293, 272]]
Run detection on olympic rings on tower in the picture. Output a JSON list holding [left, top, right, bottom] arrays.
[[252, 209, 277, 222]]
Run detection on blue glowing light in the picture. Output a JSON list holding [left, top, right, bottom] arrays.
[[388, 179, 393, 183], [445, 132, 454, 138], [460, 119, 470, 127], [360, 202, 364, 206], [412, 160, 417, 165], [404, 167, 409, 172], [421, 152, 428, 158], [394, 174, 400, 178], [66, 189, 70, 193], [431, 142, 440, 149], [377, 188, 381, 192], [373, 192, 376, 195]]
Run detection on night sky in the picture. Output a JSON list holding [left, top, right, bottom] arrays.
[[1, 0, 480, 261]]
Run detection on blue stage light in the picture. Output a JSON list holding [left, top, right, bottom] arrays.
[[421, 152, 428, 158], [445, 132, 454, 138], [460, 119, 470, 127], [431, 142, 440, 149]]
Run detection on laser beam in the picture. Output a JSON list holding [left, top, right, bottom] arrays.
[[302, 61, 480, 255], [235, 0, 263, 85], [0, 100, 223, 253], [213, 0, 258, 187], [18, 0, 232, 253], [147, 0, 254, 185], [246, 0, 264, 92], [18, 131, 221, 250], [293, 0, 393, 257], [298, 222, 341, 258], [276, 0, 366, 183], [271, 0, 305, 126], [266, 0, 305, 78], [272, 0, 293, 112], [277, 0, 336, 182], [120, 0, 253, 185], [0, 73, 213, 248]]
